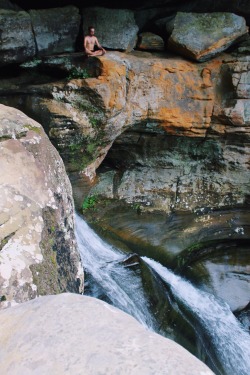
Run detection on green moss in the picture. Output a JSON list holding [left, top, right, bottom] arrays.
[[24, 124, 42, 134], [67, 67, 91, 80]]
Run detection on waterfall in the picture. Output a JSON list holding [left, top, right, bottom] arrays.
[[75, 213, 250, 375], [143, 257, 250, 375], [75, 213, 155, 329]]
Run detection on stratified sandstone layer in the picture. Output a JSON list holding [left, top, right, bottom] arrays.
[[0, 105, 84, 308], [0, 293, 214, 375]]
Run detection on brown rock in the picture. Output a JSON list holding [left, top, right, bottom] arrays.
[[137, 32, 165, 51]]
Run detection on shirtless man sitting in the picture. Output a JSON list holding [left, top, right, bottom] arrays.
[[84, 26, 106, 57]]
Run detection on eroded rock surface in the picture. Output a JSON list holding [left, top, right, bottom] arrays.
[[0, 104, 84, 308], [0, 49, 249, 213], [0, 293, 214, 375]]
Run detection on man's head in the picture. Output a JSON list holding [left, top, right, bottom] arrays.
[[88, 26, 95, 36]]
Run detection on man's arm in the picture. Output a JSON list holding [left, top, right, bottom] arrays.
[[95, 37, 106, 52]]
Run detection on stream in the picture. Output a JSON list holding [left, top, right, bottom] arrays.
[[75, 213, 250, 375]]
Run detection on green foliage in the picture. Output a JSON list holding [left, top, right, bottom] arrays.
[[0, 295, 7, 302], [132, 203, 142, 214], [82, 195, 98, 211], [67, 67, 91, 80], [89, 116, 100, 128]]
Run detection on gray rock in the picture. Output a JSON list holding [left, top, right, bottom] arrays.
[[29, 6, 81, 57], [0, 293, 214, 375], [0, 10, 36, 66], [137, 32, 165, 51], [168, 12, 249, 62], [82, 7, 139, 52], [0, 105, 84, 308]]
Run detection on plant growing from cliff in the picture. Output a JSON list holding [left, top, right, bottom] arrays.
[[82, 195, 98, 211], [67, 67, 91, 80]]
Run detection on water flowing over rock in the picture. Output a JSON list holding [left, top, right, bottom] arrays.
[[82, 7, 139, 51], [29, 6, 81, 56], [0, 9, 36, 66], [0, 293, 214, 375], [0, 104, 84, 308], [168, 12, 248, 62]]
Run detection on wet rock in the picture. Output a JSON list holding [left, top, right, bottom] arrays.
[[82, 7, 139, 52], [168, 12, 248, 62], [0, 293, 214, 375], [137, 32, 165, 51], [29, 6, 81, 56], [0, 10, 36, 66], [0, 104, 84, 308]]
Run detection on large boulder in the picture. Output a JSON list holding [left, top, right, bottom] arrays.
[[0, 105, 84, 308], [0, 293, 214, 375], [168, 12, 249, 62], [82, 7, 139, 51], [29, 6, 81, 56], [0, 10, 36, 66]]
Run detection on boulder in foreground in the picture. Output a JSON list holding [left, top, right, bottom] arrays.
[[168, 12, 248, 62], [0, 293, 214, 375], [0, 105, 84, 308]]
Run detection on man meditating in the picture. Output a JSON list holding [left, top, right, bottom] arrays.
[[84, 26, 106, 56]]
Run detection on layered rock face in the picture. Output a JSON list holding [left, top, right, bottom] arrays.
[[0, 293, 214, 375], [1, 48, 248, 214], [0, 105, 84, 308]]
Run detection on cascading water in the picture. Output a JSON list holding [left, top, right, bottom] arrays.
[[75, 213, 250, 375], [143, 257, 250, 375], [75, 213, 156, 329]]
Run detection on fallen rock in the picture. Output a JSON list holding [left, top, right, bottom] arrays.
[[137, 32, 165, 51], [82, 7, 139, 52], [0, 105, 84, 308], [168, 12, 248, 62], [29, 6, 81, 56], [0, 293, 214, 375], [0, 10, 36, 66]]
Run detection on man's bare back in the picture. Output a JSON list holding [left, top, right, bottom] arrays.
[[84, 27, 106, 57]]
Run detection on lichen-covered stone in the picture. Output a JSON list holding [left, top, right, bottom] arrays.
[[0, 104, 84, 308], [29, 6, 81, 56], [0, 293, 214, 375], [0, 10, 36, 66], [82, 7, 139, 51], [168, 12, 248, 62], [137, 32, 165, 51]]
